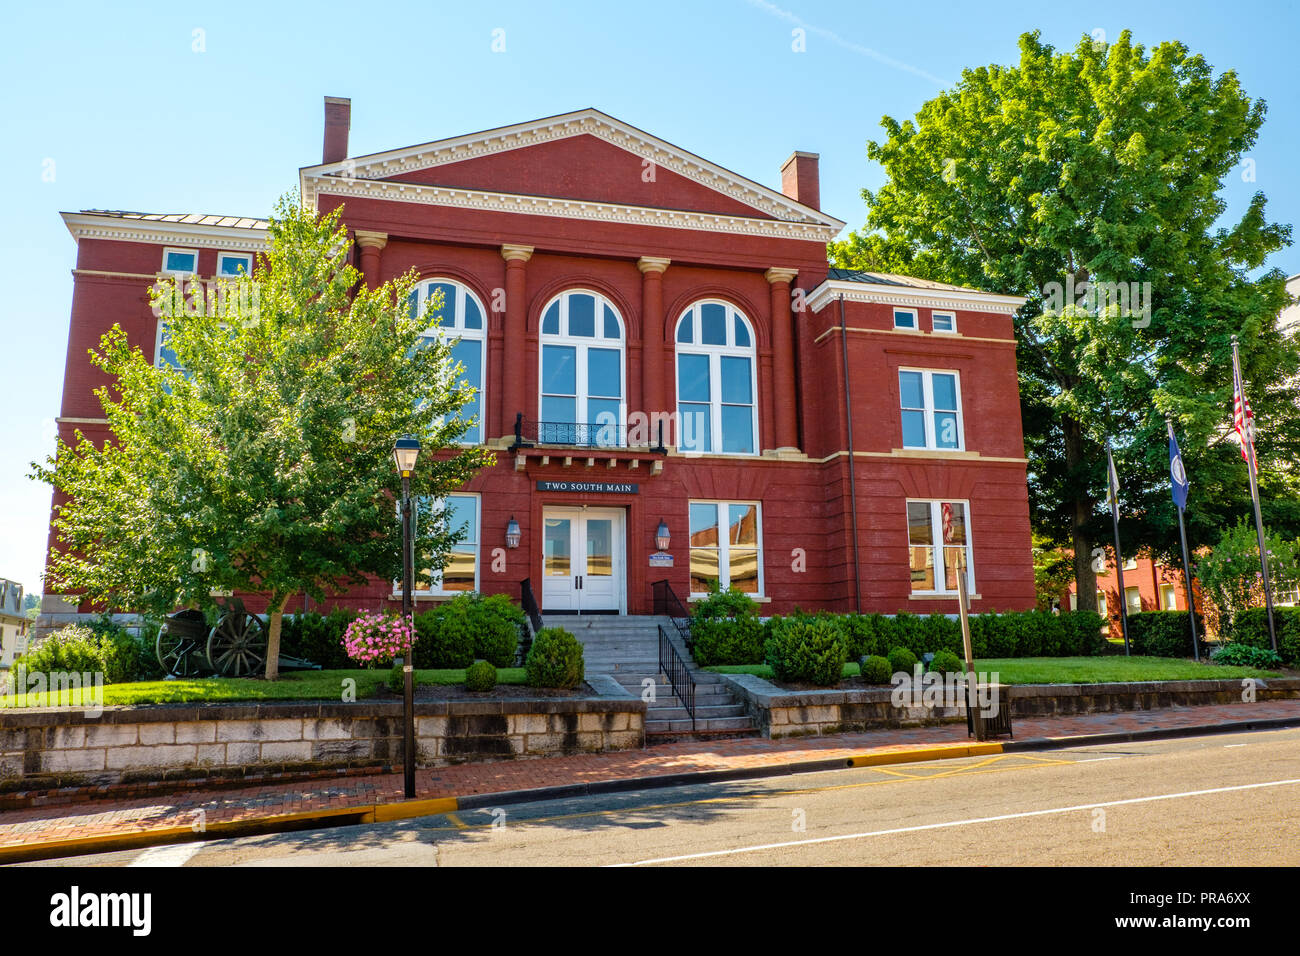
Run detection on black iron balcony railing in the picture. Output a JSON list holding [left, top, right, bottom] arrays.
[[511, 413, 666, 453]]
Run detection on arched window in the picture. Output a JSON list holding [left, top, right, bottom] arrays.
[[538, 290, 625, 446], [674, 300, 757, 454], [411, 278, 486, 445]]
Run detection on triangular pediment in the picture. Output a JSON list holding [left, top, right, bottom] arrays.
[[300, 109, 844, 232]]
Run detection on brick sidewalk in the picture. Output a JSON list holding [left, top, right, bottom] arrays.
[[2, 699, 1297, 850]]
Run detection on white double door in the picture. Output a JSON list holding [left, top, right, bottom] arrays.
[[541, 507, 624, 613]]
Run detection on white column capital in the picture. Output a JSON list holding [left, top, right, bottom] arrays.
[[765, 267, 798, 285], [637, 256, 671, 275], [354, 230, 388, 250], [501, 244, 535, 263]]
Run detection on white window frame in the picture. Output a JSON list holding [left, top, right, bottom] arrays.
[[216, 251, 253, 277], [1122, 556, 1138, 571], [161, 247, 199, 276], [538, 289, 626, 440], [154, 319, 184, 372], [1097, 591, 1108, 616], [931, 310, 957, 334], [1124, 586, 1142, 615], [893, 307, 918, 330], [414, 278, 488, 446], [1160, 584, 1177, 611], [674, 300, 759, 456], [688, 499, 764, 596], [898, 367, 965, 451], [406, 492, 481, 596], [906, 498, 975, 596]]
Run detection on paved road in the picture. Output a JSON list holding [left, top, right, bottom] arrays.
[[19, 728, 1300, 867]]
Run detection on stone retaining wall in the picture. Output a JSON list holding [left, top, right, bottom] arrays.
[[0, 674, 644, 790], [718, 674, 1300, 738]]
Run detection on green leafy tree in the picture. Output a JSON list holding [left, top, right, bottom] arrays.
[[34, 195, 492, 678], [1031, 534, 1075, 611], [1195, 519, 1300, 635], [831, 30, 1300, 609]]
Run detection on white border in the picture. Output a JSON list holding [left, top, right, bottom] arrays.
[[161, 246, 199, 276], [931, 310, 957, 334], [216, 251, 253, 277]]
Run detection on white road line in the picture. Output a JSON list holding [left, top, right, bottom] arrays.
[[612, 777, 1300, 866], [1077, 756, 1122, 763], [128, 843, 203, 867]]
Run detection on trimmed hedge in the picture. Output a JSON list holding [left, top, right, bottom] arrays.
[[1128, 611, 1206, 658], [1230, 606, 1300, 667], [414, 594, 526, 669], [764, 617, 847, 685], [690, 588, 765, 666], [860, 655, 891, 683], [691, 609, 1108, 667], [465, 660, 498, 692], [280, 608, 358, 670], [928, 649, 964, 675], [886, 646, 918, 675], [524, 627, 585, 689]]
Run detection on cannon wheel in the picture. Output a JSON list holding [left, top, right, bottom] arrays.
[[206, 608, 268, 677], [156, 623, 204, 678]]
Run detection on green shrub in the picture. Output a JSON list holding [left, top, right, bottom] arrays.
[[1059, 610, 1107, 656], [16, 621, 147, 685], [413, 603, 476, 669], [859, 655, 892, 683], [465, 659, 498, 692], [884, 613, 926, 657], [388, 661, 404, 694], [764, 617, 847, 686], [281, 607, 357, 669], [919, 613, 963, 656], [886, 646, 918, 676], [1128, 611, 1204, 658], [1230, 606, 1300, 667], [692, 585, 760, 620], [525, 627, 585, 689], [690, 588, 764, 666], [1210, 643, 1282, 669], [928, 649, 964, 675], [842, 613, 887, 659], [465, 594, 525, 666]]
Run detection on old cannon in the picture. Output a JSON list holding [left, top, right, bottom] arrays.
[[156, 599, 318, 678]]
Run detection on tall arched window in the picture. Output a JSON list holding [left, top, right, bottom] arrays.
[[674, 300, 757, 454], [538, 290, 625, 446], [411, 278, 486, 445]]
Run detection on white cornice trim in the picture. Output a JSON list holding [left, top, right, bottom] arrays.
[[62, 214, 268, 252], [307, 176, 842, 241], [806, 279, 1025, 315], [299, 109, 845, 230]]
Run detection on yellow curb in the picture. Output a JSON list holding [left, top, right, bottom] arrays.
[[845, 742, 1004, 768], [371, 797, 459, 822]]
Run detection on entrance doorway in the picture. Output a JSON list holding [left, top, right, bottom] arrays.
[[541, 506, 625, 613]]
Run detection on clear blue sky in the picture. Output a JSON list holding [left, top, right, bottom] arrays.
[[2, 0, 1297, 597]]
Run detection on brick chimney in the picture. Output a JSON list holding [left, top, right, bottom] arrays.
[[323, 96, 351, 165], [780, 151, 820, 210]]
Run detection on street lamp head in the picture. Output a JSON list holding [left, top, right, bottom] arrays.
[[505, 516, 521, 549], [655, 518, 670, 552], [393, 437, 421, 476]]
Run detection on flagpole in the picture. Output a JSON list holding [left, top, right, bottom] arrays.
[[1167, 419, 1199, 662], [1106, 439, 1131, 655], [1232, 336, 1278, 654]]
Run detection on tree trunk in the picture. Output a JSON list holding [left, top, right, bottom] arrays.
[[1064, 417, 1099, 612], [264, 597, 285, 680]]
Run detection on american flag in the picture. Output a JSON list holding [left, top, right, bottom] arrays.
[[1232, 342, 1258, 472]]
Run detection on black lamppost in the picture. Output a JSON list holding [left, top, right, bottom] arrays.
[[393, 437, 420, 798]]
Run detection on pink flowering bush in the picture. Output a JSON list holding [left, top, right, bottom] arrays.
[[341, 611, 415, 666]]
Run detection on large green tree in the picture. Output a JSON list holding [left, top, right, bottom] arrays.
[[35, 195, 492, 677], [831, 31, 1300, 610]]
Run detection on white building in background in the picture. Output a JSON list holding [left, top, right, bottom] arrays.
[[1282, 274, 1300, 337], [0, 579, 29, 669]]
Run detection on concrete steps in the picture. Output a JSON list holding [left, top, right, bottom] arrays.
[[546, 614, 759, 741]]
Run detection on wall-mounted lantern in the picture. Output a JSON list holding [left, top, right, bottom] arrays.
[[506, 516, 522, 549], [655, 519, 670, 552]]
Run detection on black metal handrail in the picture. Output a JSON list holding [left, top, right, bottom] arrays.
[[651, 578, 692, 652], [511, 412, 668, 453], [518, 578, 543, 665], [658, 622, 696, 731]]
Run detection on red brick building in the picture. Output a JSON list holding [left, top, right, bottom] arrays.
[[1065, 554, 1195, 634], [43, 100, 1035, 625]]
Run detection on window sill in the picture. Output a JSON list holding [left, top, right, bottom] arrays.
[[689, 593, 771, 604], [909, 592, 981, 601]]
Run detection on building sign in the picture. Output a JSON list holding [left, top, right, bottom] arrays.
[[648, 552, 674, 568], [536, 481, 639, 494]]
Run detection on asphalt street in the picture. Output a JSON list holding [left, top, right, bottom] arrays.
[[19, 727, 1300, 867]]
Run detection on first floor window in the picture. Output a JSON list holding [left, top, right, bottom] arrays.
[[689, 501, 762, 594], [907, 500, 973, 594], [1097, 591, 1108, 617], [413, 494, 479, 594], [1160, 584, 1177, 611], [1125, 586, 1142, 615]]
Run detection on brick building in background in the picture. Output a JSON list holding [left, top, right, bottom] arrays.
[[41, 100, 1035, 631]]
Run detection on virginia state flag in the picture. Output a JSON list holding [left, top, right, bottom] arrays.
[[1168, 422, 1190, 511]]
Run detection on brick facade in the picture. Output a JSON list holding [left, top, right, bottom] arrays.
[[45, 102, 1036, 625]]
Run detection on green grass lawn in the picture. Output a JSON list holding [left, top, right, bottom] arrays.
[[704, 656, 1280, 685], [0, 667, 529, 708]]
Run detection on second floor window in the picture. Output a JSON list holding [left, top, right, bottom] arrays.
[[899, 368, 963, 450], [539, 290, 625, 446], [675, 300, 757, 455], [412, 279, 486, 445]]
